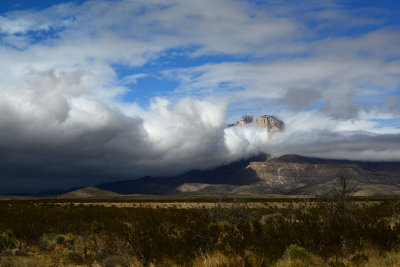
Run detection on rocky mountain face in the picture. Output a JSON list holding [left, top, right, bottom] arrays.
[[233, 115, 255, 126], [255, 115, 284, 131], [97, 154, 400, 196], [230, 115, 284, 132]]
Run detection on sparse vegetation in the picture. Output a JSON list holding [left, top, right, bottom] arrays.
[[0, 193, 400, 266]]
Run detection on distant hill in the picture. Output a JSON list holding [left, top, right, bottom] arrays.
[[97, 154, 400, 196], [59, 187, 121, 199]]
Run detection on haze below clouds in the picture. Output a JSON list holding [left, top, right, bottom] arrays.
[[0, 0, 399, 193]]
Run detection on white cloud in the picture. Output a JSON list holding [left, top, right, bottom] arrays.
[[0, 0, 399, 192], [121, 73, 148, 85], [167, 48, 400, 119]]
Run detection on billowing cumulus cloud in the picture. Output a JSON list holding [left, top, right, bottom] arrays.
[[0, 0, 399, 193], [0, 70, 229, 192]]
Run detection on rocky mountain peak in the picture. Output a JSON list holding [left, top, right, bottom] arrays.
[[254, 115, 284, 132], [234, 115, 254, 126], [230, 114, 284, 132]]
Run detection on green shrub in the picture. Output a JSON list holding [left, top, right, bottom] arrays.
[[91, 220, 104, 234], [55, 235, 65, 245], [0, 230, 18, 251], [65, 233, 76, 249], [284, 244, 310, 261]]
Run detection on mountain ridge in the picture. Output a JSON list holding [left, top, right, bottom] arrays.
[[5, 154, 400, 197], [96, 154, 400, 196]]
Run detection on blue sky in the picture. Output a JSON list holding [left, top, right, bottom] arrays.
[[1, 0, 399, 120], [0, 0, 400, 192]]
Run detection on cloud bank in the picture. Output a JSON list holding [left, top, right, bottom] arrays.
[[0, 0, 399, 192]]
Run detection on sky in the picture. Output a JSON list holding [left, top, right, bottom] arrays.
[[0, 0, 400, 193]]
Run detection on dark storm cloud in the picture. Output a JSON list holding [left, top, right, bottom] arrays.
[[0, 70, 399, 193], [0, 70, 234, 193], [280, 87, 322, 110], [0, 0, 399, 193]]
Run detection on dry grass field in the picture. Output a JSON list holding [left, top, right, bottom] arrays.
[[52, 198, 384, 209], [2, 249, 400, 267], [0, 193, 399, 266]]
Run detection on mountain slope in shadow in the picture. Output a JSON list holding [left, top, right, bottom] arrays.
[[97, 154, 400, 195], [97, 155, 263, 194]]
